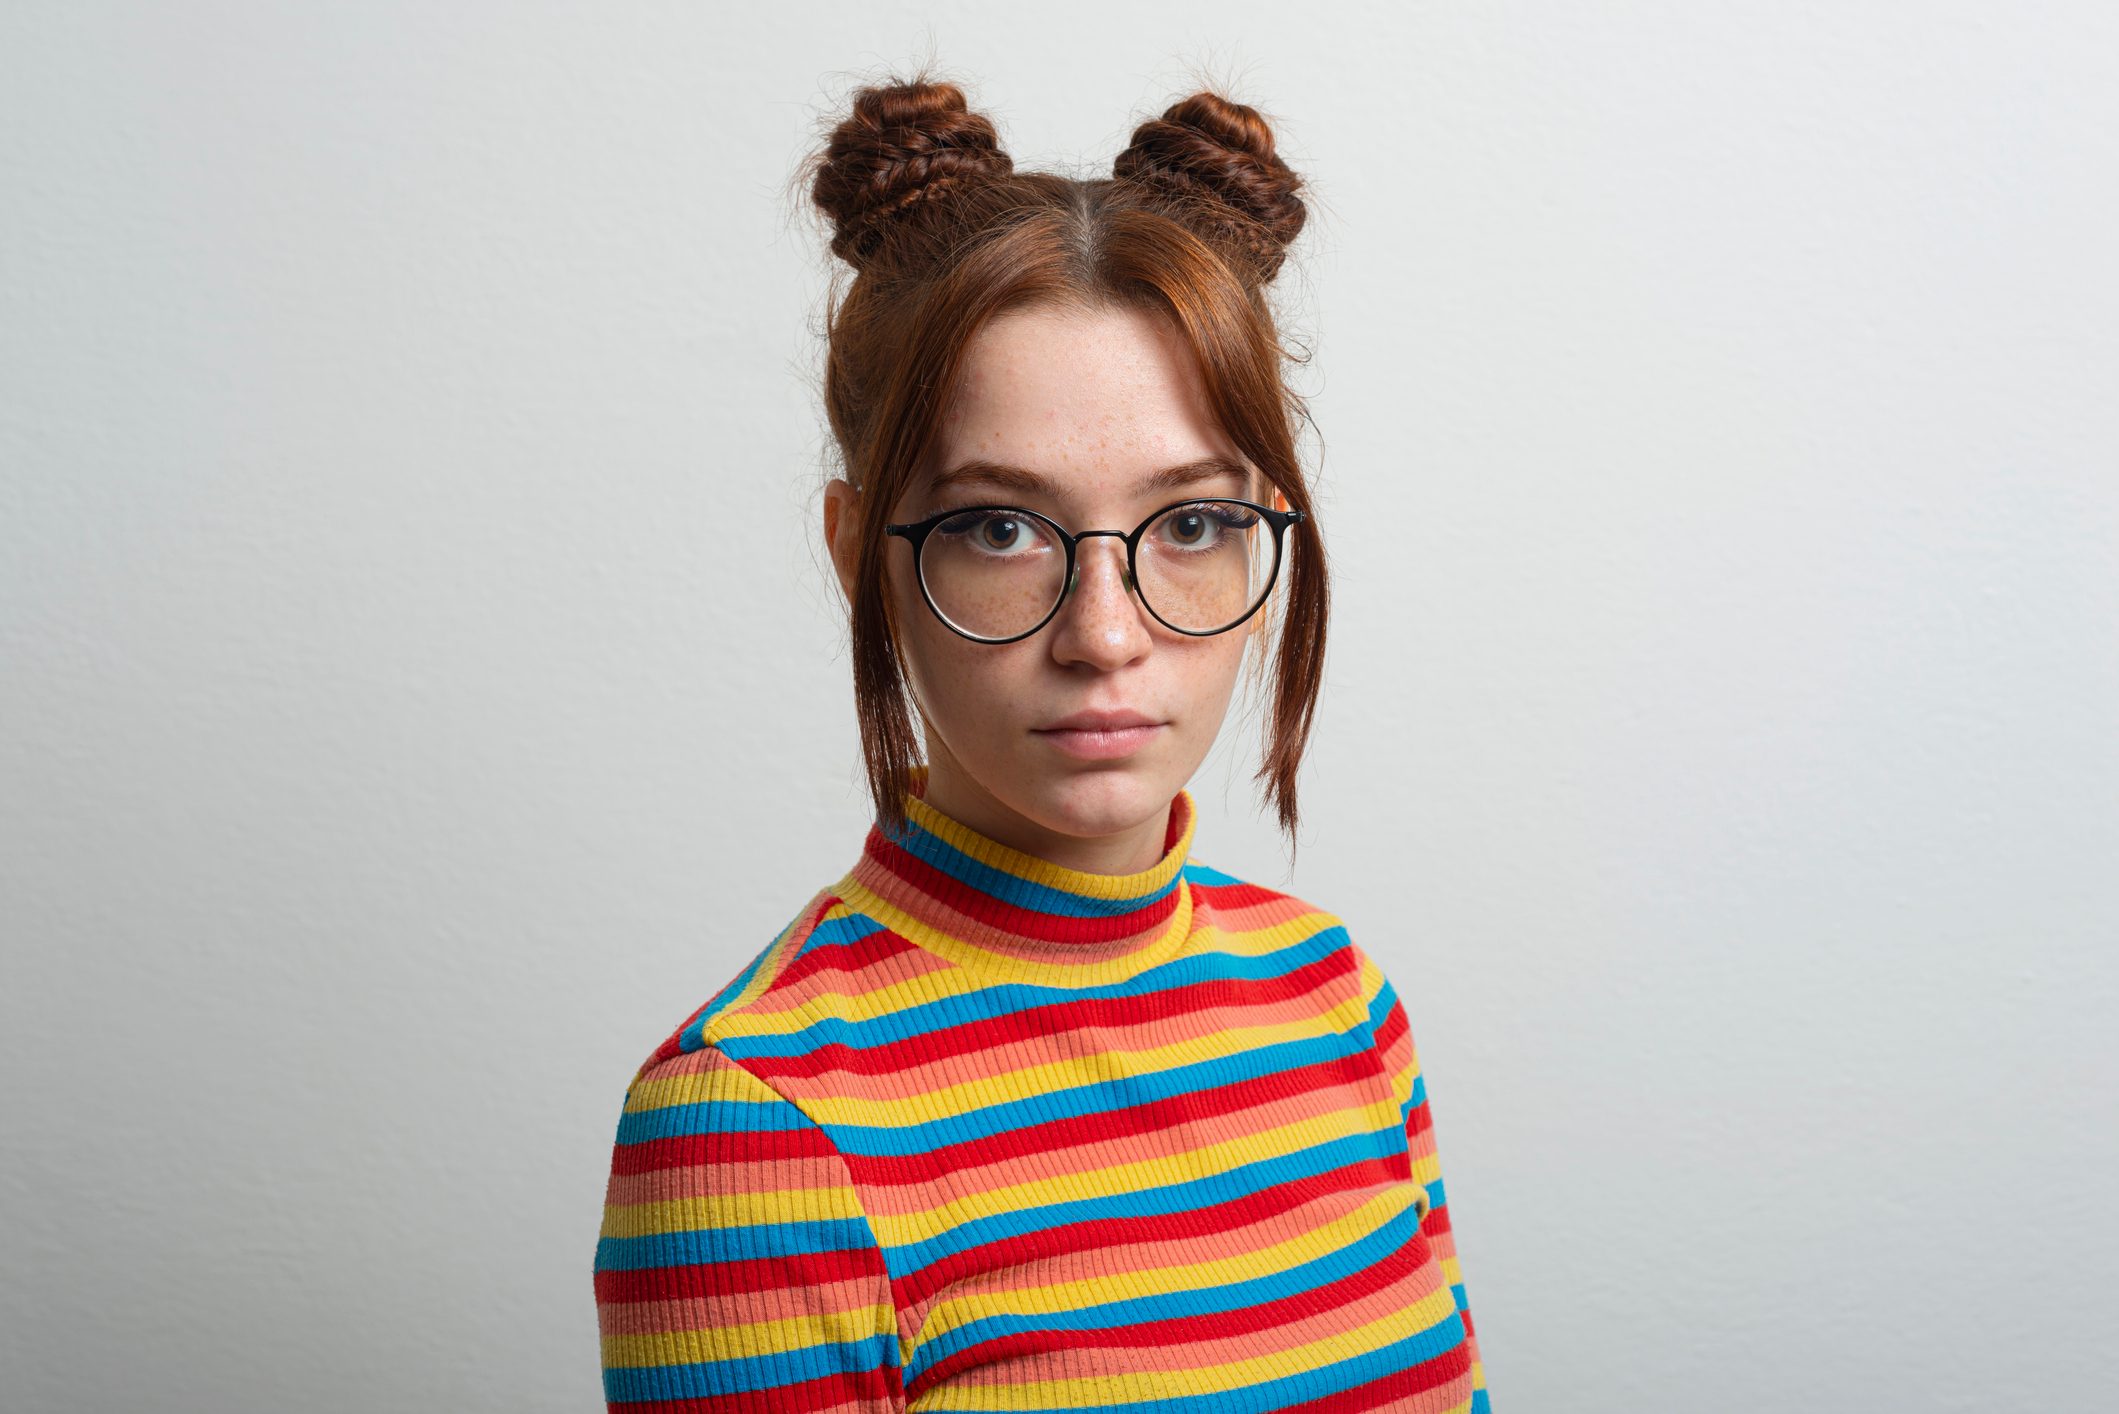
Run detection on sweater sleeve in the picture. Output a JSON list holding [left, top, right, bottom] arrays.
[[593, 1039, 908, 1413], [1375, 979, 1491, 1410]]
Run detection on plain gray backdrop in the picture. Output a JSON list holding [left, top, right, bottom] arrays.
[[4, 3, 2114, 1410]]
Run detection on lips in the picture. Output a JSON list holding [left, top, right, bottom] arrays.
[[1035, 709, 1165, 732], [1031, 718, 1166, 760]]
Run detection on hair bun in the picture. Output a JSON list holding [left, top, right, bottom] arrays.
[[1112, 92, 1307, 281], [808, 79, 1015, 271]]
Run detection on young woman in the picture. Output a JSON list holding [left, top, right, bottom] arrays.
[[593, 73, 1492, 1414]]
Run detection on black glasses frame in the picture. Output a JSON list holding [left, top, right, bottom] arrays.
[[884, 497, 1307, 644]]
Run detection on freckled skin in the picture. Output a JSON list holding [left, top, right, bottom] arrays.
[[824, 304, 1288, 875]]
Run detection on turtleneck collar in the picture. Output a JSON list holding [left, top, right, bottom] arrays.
[[836, 764, 1199, 981]]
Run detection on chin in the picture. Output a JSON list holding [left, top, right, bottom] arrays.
[[1031, 763, 1172, 811]]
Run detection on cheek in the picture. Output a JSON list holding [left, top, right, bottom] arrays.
[[889, 571, 1006, 719], [1185, 633, 1254, 705], [899, 627, 1042, 746]]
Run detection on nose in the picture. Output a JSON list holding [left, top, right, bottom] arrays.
[[1050, 535, 1154, 657], [1062, 534, 1135, 604]]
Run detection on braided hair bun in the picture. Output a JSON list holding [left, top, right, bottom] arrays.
[[1112, 92, 1308, 283], [806, 79, 1015, 272]]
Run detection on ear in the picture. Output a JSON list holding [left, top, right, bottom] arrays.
[[824, 478, 861, 605]]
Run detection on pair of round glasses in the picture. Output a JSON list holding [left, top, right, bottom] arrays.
[[884, 497, 1306, 644]]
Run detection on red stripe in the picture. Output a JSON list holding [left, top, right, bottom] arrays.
[[861, 825, 1182, 945], [910, 1224, 1442, 1392], [733, 945, 1365, 1086], [1306, 1339, 1475, 1413], [607, 1122, 851, 1177], [772, 913, 931, 990], [832, 1042, 1394, 1198], [595, 1242, 888, 1305], [1188, 876, 1315, 912], [891, 1149, 1410, 1321]]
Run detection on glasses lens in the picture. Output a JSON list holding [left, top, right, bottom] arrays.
[[917, 501, 1281, 640], [918, 508, 1069, 640], [1136, 500, 1278, 633]]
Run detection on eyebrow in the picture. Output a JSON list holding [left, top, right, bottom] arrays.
[[924, 455, 1254, 502]]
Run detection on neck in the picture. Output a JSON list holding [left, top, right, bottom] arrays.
[[918, 760, 1175, 876]]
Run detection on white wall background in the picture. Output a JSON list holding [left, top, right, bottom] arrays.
[[4, 3, 2114, 1410]]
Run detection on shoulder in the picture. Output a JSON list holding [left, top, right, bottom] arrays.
[[610, 1033, 820, 1152], [602, 884, 888, 1219], [620, 882, 858, 1094], [1183, 856, 1354, 946], [596, 1030, 885, 1310], [1229, 871, 1410, 1013], [1183, 858, 1401, 1015]]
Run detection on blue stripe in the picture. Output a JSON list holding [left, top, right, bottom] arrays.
[[593, 1215, 880, 1273], [920, 1313, 1469, 1414], [790, 904, 886, 962], [717, 1027, 1381, 1159], [1402, 1070, 1429, 1129], [683, 897, 838, 1052], [888, 1127, 1407, 1271], [722, 916, 1354, 1055], [907, 1191, 1441, 1379], [613, 1094, 812, 1146], [893, 819, 1184, 919]]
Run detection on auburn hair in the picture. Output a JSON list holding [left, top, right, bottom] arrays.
[[794, 67, 1330, 852]]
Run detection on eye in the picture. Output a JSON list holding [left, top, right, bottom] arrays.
[[933, 508, 1053, 557], [1155, 501, 1258, 552]]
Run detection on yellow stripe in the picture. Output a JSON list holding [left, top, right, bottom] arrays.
[[871, 1087, 1403, 1248], [600, 1300, 896, 1368], [828, 874, 1202, 987], [1350, 940, 1385, 1009], [918, 1181, 1427, 1343], [624, 1067, 789, 1115], [684, 886, 838, 1041], [709, 903, 1017, 1024], [914, 1285, 1464, 1409], [701, 892, 1334, 1039], [703, 990, 1383, 1132]]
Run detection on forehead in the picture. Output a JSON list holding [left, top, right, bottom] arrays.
[[927, 303, 1254, 499]]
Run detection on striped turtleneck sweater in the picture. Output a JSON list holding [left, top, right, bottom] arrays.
[[594, 767, 1490, 1412]]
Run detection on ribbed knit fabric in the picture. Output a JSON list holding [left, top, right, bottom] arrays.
[[594, 766, 1490, 1412]]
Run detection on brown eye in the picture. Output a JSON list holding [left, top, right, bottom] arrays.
[[933, 509, 1056, 560], [1152, 501, 1256, 554]]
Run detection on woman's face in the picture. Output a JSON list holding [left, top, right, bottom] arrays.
[[826, 302, 1283, 872]]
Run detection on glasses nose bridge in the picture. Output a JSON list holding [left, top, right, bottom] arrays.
[[1065, 526, 1136, 598]]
